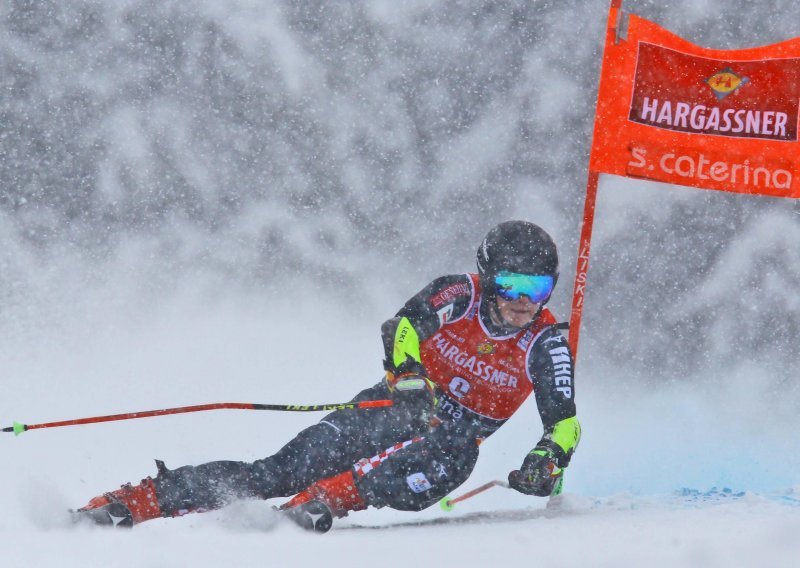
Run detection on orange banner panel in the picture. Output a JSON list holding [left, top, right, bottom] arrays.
[[589, 12, 800, 199]]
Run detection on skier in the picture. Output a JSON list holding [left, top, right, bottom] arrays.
[[74, 220, 581, 532]]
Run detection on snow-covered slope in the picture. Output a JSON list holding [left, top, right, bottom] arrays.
[[2, 291, 798, 567]]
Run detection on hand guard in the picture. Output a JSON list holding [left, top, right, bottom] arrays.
[[384, 356, 436, 426], [508, 448, 564, 497]]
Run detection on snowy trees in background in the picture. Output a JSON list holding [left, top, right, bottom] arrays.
[[0, 0, 797, 378]]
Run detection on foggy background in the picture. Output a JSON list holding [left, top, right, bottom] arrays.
[[2, 0, 798, 384]]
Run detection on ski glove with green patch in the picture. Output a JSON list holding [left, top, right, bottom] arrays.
[[508, 416, 581, 497], [508, 447, 564, 497]]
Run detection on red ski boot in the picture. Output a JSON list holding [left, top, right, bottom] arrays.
[[73, 478, 163, 528], [280, 470, 367, 533]]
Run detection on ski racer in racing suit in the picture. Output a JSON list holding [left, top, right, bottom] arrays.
[[74, 221, 581, 532]]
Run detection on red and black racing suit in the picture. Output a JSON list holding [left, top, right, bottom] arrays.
[[151, 274, 579, 514]]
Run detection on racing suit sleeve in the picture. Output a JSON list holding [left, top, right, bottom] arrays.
[[526, 327, 581, 468], [380, 274, 473, 372]]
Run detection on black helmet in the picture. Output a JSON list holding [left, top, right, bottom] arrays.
[[477, 220, 559, 304]]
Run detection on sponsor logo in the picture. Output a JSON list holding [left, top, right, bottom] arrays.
[[430, 283, 471, 308], [705, 67, 749, 100], [436, 304, 454, 326], [431, 333, 520, 389], [573, 244, 590, 311], [443, 328, 464, 343], [628, 42, 800, 142], [437, 396, 465, 420], [397, 326, 408, 343], [395, 378, 427, 391], [542, 333, 565, 345], [433, 461, 448, 479], [406, 472, 433, 493], [449, 376, 470, 399], [516, 329, 535, 352], [548, 346, 573, 399], [637, 97, 789, 138], [627, 144, 793, 192], [477, 341, 495, 355], [108, 513, 129, 527]]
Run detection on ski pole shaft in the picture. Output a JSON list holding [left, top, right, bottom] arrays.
[[440, 480, 509, 511], [2, 399, 393, 437]]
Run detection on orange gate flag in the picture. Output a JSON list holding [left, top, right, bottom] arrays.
[[568, 0, 800, 361], [590, 6, 800, 198]]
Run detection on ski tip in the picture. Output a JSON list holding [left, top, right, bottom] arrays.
[[439, 497, 455, 512]]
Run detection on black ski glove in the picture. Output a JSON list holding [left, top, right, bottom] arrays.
[[508, 447, 564, 497], [384, 355, 436, 427]]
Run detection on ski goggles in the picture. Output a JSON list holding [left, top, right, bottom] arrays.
[[494, 271, 554, 303]]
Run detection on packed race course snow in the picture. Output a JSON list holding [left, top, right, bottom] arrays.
[[3, 295, 799, 567]]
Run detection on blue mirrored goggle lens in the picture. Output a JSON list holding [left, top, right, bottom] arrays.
[[494, 272, 554, 303]]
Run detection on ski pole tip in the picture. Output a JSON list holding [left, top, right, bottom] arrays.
[[13, 422, 26, 436], [439, 497, 455, 512]]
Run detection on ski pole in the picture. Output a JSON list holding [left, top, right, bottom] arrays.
[[440, 479, 509, 511], [1, 399, 393, 437]]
